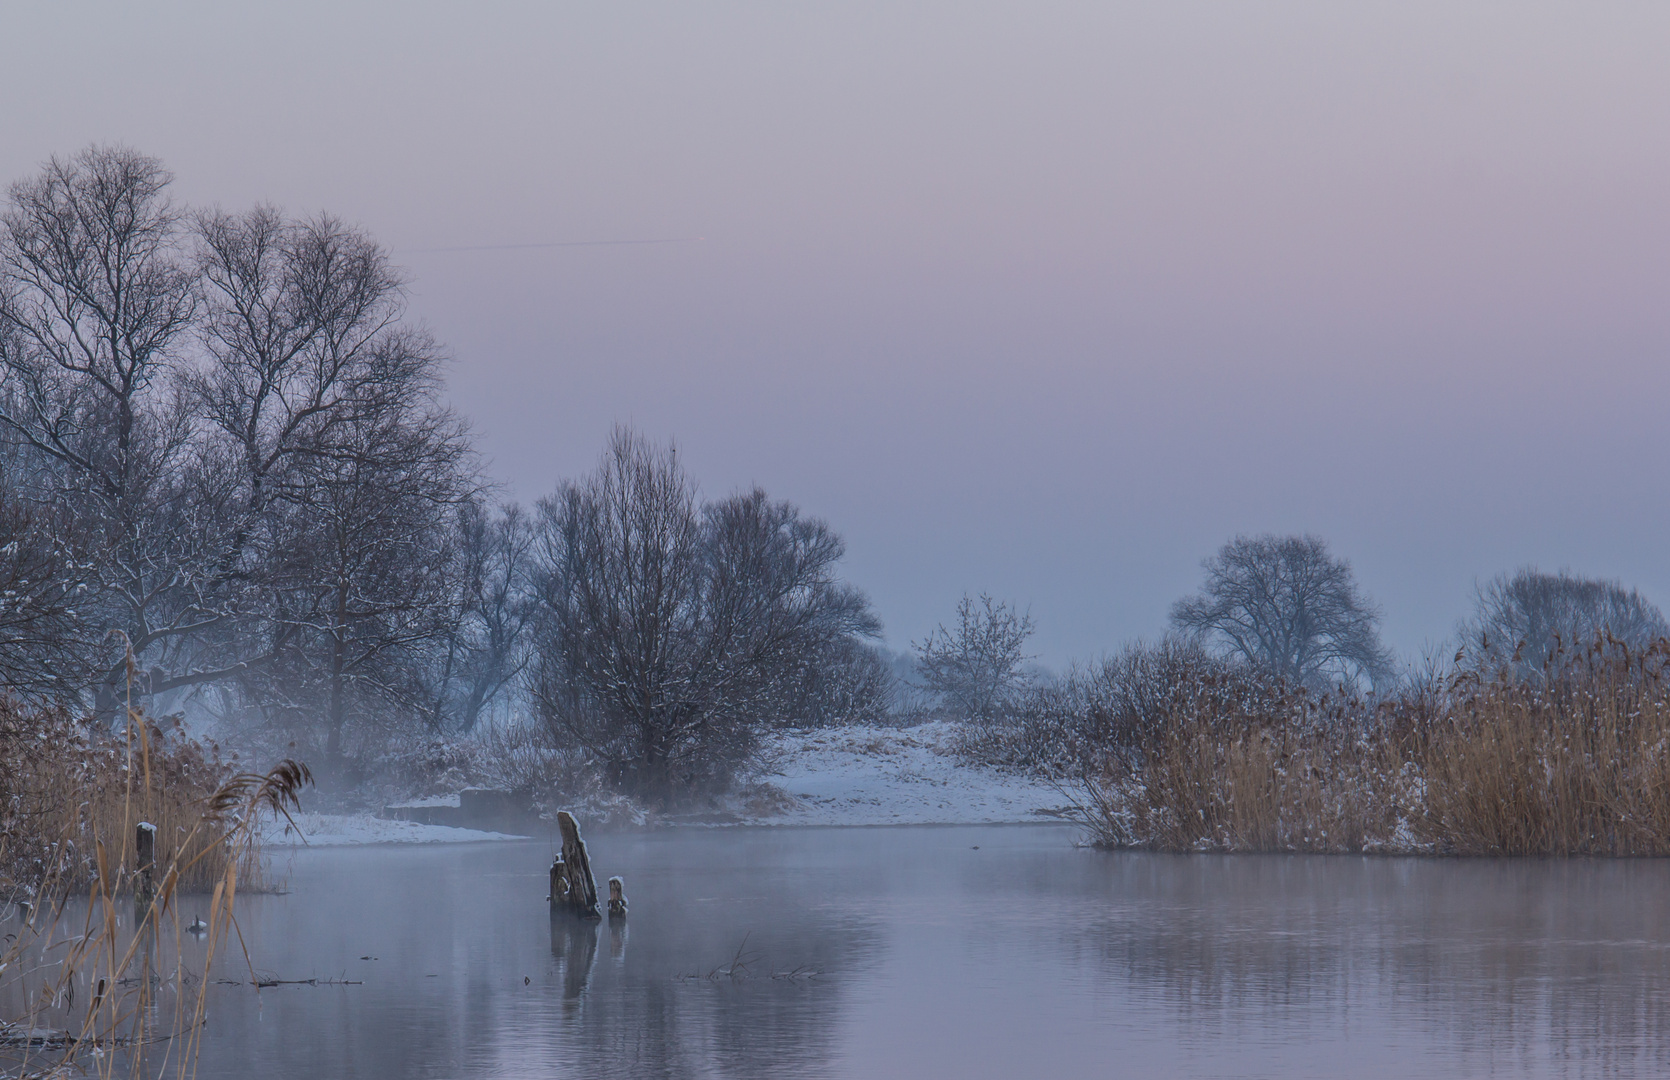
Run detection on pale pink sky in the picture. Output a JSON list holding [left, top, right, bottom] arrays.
[[5, 2, 1668, 663]]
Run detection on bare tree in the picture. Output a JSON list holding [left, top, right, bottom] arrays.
[[254, 355, 475, 757], [0, 487, 95, 696], [532, 428, 880, 799], [192, 206, 408, 531], [426, 499, 536, 734], [533, 428, 702, 796], [180, 202, 482, 754], [914, 593, 1036, 719], [1171, 534, 1392, 690], [0, 149, 494, 762], [1458, 567, 1669, 680], [0, 145, 236, 716]]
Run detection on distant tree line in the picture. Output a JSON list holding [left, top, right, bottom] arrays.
[[6, 147, 1664, 806], [0, 146, 890, 798], [920, 533, 1668, 732]]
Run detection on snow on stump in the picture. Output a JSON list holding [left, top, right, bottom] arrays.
[[549, 811, 601, 920]]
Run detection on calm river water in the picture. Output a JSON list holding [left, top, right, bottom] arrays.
[[172, 825, 1670, 1078]]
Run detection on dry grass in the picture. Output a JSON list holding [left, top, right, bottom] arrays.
[[1, 696, 311, 1078], [1408, 642, 1670, 855], [0, 702, 251, 897], [1097, 717, 1405, 852], [1077, 638, 1670, 857]]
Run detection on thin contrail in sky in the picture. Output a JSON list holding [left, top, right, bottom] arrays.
[[406, 237, 706, 253]]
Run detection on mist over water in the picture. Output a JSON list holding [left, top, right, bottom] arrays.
[[170, 828, 1670, 1078], [5, 6, 1668, 1075]]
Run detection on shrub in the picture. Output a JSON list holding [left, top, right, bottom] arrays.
[[1068, 636, 1670, 856]]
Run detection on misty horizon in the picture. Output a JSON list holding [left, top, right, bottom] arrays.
[[5, 2, 1667, 666]]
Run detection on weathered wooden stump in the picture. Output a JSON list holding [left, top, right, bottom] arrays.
[[607, 876, 627, 919], [548, 811, 600, 920]]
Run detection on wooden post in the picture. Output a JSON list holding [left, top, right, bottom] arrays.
[[549, 811, 600, 919], [135, 822, 157, 917]]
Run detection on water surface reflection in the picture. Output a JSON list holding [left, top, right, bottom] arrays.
[[182, 826, 1670, 1078]]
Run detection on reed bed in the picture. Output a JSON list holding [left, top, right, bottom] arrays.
[[1408, 643, 1670, 855], [1090, 715, 1407, 852], [1057, 639, 1670, 856], [1, 697, 310, 1079], [0, 702, 252, 897]]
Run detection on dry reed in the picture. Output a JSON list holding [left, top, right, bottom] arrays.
[[1077, 638, 1670, 857], [1, 696, 311, 1079], [1, 702, 250, 897]]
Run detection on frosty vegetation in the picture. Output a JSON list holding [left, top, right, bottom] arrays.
[[3, 145, 1670, 860], [0, 145, 893, 820], [949, 541, 1670, 856]]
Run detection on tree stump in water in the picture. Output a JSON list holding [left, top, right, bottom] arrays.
[[607, 876, 627, 919], [549, 811, 600, 919]]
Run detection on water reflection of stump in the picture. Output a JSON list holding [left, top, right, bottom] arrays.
[[550, 911, 600, 1000]]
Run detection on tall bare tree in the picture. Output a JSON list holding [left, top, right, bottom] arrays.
[[181, 202, 480, 753], [1458, 568, 1669, 680], [246, 342, 474, 756], [0, 148, 491, 759], [192, 206, 408, 529], [0, 145, 234, 715], [1171, 534, 1393, 690]]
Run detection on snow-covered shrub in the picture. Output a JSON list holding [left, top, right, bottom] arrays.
[[952, 640, 1289, 778]]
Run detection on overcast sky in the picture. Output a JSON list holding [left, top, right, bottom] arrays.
[[5, 2, 1668, 664]]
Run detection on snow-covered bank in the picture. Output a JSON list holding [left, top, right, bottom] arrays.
[[261, 812, 529, 847], [740, 721, 1074, 826], [259, 722, 1076, 845]]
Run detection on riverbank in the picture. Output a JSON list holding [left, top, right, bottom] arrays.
[[262, 721, 1071, 846]]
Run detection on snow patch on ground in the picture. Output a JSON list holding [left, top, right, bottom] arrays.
[[261, 812, 527, 847], [742, 721, 1075, 826], [257, 722, 1076, 844]]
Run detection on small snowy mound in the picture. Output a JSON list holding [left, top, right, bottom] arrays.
[[745, 721, 1073, 826]]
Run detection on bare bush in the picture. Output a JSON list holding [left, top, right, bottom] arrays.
[[780, 636, 897, 728], [953, 639, 1287, 778], [914, 592, 1035, 720]]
